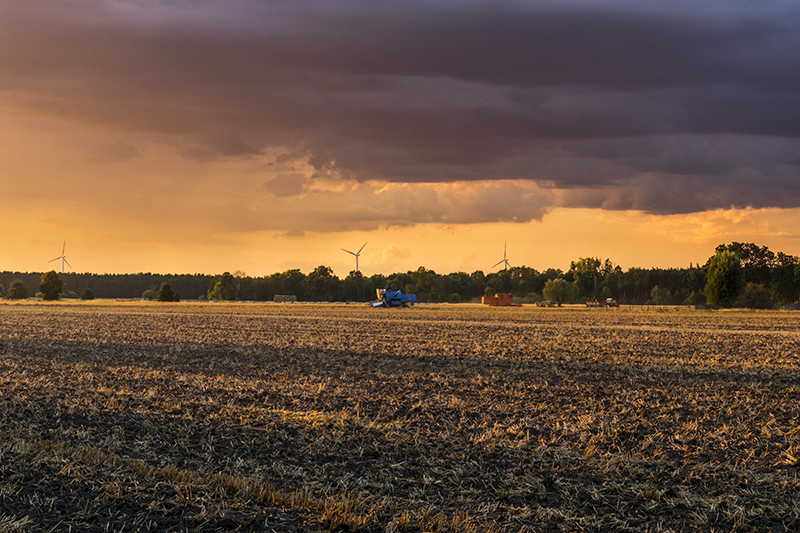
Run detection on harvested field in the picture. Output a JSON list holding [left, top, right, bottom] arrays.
[[1, 301, 799, 532]]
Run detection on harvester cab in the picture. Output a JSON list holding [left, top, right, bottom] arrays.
[[372, 288, 417, 308]]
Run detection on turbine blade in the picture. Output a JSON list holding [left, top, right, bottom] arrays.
[[342, 248, 356, 255], [48, 257, 60, 263], [357, 241, 367, 254], [62, 240, 66, 255], [492, 260, 504, 268], [64, 258, 72, 269]]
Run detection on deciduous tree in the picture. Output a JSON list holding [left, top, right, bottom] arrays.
[[569, 257, 604, 299], [715, 242, 775, 285], [7, 279, 27, 300], [208, 272, 236, 301], [156, 283, 180, 302], [770, 252, 799, 303], [303, 265, 340, 301], [342, 270, 367, 301], [231, 270, 246, 300], [543, 278, 575, 306], [704, 250, 744, 308], [40, 270, 64, 300], [650, 285, 671, 305]]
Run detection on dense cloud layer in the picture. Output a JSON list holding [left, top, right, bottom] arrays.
[[2, 0, 799, 219]]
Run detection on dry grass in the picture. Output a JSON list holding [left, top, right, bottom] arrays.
[[1, 302, 799, 531]]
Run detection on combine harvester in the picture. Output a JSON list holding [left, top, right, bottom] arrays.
[[482, 293, 522, 307], [371, 288, 417, 308]]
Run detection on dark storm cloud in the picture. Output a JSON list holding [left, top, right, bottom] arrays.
[[2, 0, 800, 215]]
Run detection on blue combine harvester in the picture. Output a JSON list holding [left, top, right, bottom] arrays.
[[371, 288, 417, 308]]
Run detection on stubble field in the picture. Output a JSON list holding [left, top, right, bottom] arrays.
[[1, 301, 799, 532]]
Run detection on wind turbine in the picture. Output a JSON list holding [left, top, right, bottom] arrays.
[[48, 240, 72, 273], [492, 241, 510, 270], [342, 242, 367, 272]]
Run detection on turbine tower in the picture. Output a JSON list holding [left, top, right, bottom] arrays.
[[48, 240, 73, 273], [342, 242, 367, 272], [492, 241, 510, 270]]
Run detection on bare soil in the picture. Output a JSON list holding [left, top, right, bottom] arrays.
[[1, 302, 799, 532]]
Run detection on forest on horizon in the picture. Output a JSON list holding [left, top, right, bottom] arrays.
[[1, 242, 798, 308]]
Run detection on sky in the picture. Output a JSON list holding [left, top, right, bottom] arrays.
[[2, 0, 800, 277]]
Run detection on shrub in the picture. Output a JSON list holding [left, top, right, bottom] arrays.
[[737, 282, 772, 309], [142, 289, 157, 300], [80, 288, 95, 300]]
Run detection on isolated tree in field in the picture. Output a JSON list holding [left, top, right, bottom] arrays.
[[142, 288, 156, 300], [40, 270, 64, 300], [7, 279, 28, 300], [704, 250, 744, 308], [543, 278, 575, 306], [80, 288, 94, 300]]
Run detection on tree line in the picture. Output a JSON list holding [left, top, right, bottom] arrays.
[[0, 272, 213, 301], [1, 242, 799, 308]]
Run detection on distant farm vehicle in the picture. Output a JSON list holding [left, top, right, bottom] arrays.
[[586, 297, 619, 308], [482, 293, 522, 307], [371, 288, 417, 308]]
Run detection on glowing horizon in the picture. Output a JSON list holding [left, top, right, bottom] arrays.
[[3, 1, 800, 277], [3, 207, 799, 278]]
